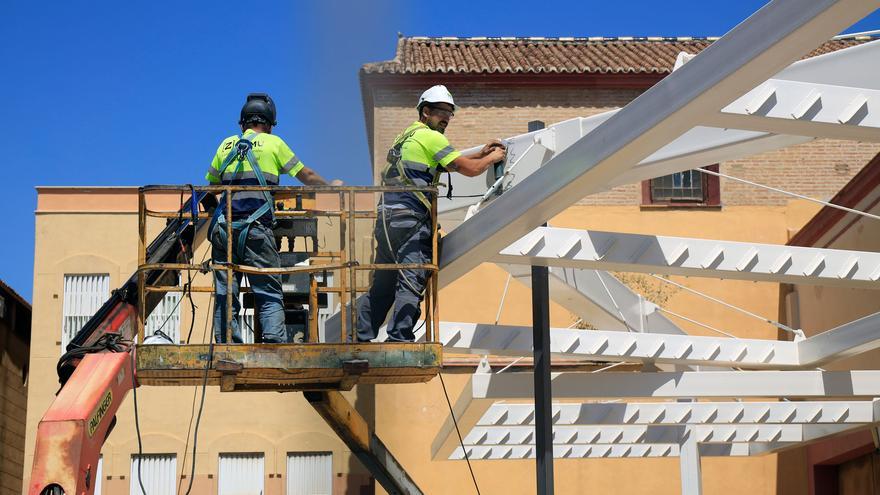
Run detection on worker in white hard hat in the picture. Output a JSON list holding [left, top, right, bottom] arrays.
[[356, 84, 507, 342]]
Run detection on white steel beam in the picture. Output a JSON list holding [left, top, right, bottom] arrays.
[[495, 227, 880, 289], [798, 311, 880, 366], [438, 0, 878, 287], [437, 311, 880, 369], [463, 424, 831, 446], [436, 321, 797, 368], [449, 443, 764, 460]]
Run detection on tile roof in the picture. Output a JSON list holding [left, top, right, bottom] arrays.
[[362, 36, 873, 75]]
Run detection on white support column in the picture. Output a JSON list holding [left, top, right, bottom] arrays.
[[680, 426, 703, 495], [495, 227, 880, 289]]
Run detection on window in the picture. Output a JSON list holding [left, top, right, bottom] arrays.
[[239, 279, 256, 344], [62, 274, 110, 351], [219, 453, 265, 495], [642, 165, 720, 206], [287, 452, 332, 495], [145, 292, 182, 343], [93, 455, 103, 495], [130, 454, 177, 495], [315, 272, 337, 342]]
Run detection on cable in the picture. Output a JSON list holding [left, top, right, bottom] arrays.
[[438, 373, 481, 495], [494, 274, 512, 325], [130, 350, 147, 495], [648, 274, 800, 336], [695, 167, 880, 222], [184, 343, 213, 495], [657, 307, 738, 338], [183, 275, 217, 495], [593, 271, 636, 332], [177, 294, 213, 494]]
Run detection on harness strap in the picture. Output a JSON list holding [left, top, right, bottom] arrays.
[[381, 125, 441, 210], [209, 132, 276, 259]]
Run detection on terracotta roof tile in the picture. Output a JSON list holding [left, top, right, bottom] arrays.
[[362, 36, 872, 75]]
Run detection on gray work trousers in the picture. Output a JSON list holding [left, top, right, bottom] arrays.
[[211, 222, 286, 343], [356, 207, 431, 342]]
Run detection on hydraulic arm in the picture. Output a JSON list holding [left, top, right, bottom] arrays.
[[29, 191, 212, 495]]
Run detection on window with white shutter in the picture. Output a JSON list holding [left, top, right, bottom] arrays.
[[61, 274, 110, 352], [145, 291, 182, 343], [219, 453, 264, 495], [130, 454, 177, 495], [287, 452, 332, 495], [93, 455, 103, 495]]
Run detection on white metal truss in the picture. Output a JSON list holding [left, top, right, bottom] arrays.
[[437, 8, 880, 287], [435, 397, 880, 460], [495, 227, 880, 289], [431, 370, 880, 460], [435, 311, 880, 368]]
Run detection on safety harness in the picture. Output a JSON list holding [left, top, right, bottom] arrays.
[[209, 133, 275, 259], [381, 124, 443, 210]]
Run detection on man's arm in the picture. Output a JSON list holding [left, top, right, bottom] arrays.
[[296, 166, 343, 186], [447, 146, 507, 177]]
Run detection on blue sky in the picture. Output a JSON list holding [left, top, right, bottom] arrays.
[[2, 1, 878, 301]]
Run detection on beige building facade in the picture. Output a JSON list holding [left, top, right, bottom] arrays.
[[21, 35, 880, 494]]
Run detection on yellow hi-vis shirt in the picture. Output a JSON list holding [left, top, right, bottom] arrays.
[[205, 129, 306, 221], [205, 129, 305, 185], [382, 121, 461, 212]]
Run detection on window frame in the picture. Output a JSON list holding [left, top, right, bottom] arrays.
[[641, 164, 721, 207]]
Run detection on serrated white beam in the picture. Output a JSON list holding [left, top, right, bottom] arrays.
[[449, 443, 781, 460], [495, 227, 880, 289], [473, 371, 880, 400], [437, 321, 796, 368], [438, 0, 879, 287], [439, 311, 880, 368], [476, 400, 880, 427], [704, 40, 880, 141], [708, 78, 880, 141], [463, 424, 825, 446]]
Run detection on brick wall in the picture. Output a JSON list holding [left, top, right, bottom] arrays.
[[368, 84, 880, 205], [0, 295, 30, 495]]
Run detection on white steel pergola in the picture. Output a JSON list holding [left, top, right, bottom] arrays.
[[334, 1, 880, 493]]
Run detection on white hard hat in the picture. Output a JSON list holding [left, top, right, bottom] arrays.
[[417, 85, 455, 111]]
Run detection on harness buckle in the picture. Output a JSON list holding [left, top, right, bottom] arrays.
[[235, 140, 252, 160]]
